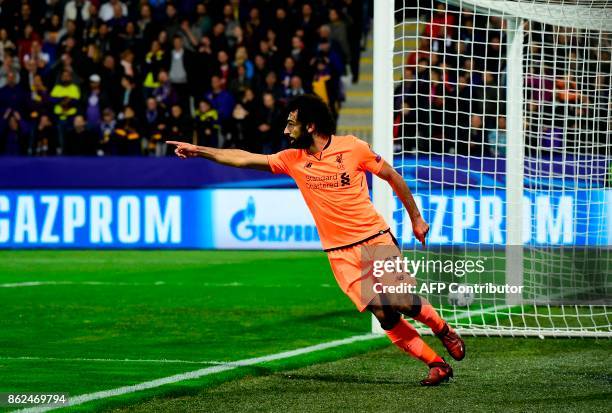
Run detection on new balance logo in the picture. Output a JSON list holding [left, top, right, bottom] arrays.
[[340, 172, 350, 186], [304, 162, 312, 168]]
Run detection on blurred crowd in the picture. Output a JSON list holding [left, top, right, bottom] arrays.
[[394, 1, 611, 158], [0, 0, 370, 156]]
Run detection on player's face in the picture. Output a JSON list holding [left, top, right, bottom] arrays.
[[285, 110, 313, 149]]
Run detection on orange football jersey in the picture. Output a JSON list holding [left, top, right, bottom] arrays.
[[267, 135, 389, 250]]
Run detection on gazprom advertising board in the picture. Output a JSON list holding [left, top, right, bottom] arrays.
[[0, 189, 609, 249], [210, 189, 321, 249], [0, 190, 210, 248]]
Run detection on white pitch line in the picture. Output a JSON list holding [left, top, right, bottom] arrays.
[[0, 356, 226, 365], [0, 281, 168, 288], [0, 281, 70, 288], [14, 333, 382, 413]]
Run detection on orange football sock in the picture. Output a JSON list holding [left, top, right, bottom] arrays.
[[413, 304, 445, 335], [385, 318, 442, 365]]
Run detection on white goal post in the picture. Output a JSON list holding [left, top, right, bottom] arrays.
[[372, 0, 611, 337]]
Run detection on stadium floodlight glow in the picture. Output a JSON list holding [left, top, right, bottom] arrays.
[[376, 0, 612, 337]]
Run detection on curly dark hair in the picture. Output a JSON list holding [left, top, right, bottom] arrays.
[[286, 94, 336, 136]]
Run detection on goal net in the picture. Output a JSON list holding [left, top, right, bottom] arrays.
[[376, 0, 611, 337]]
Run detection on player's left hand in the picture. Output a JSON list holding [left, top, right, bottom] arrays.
[[412, 216, 430, 247]]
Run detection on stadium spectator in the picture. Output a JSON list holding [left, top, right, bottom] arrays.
[[216, 49, 231, 88], [194, 98, 220, 148], [194, 3, 213, 37], [0, 109, 29, 155], [0, 28, 16, 63], [192, 35, 214, 97], [82, 74, 109, 128], [425, 3, 457, 39], [153, 69, 177, 112], [167, 35, 194, 108], [50, 69, 80, 153], [257, 92, 282, 154], [328, 9, 350, 76], [261, 71, 284, 101], [205, 74, 235, 145], [165, 104, 191, 154], [23, 40, 50, 75], [177, 17, 201, 53], [113, 106, 141, 155], [142, 97, 166, 157], [99, 0, 127, 23], [487, 115, 507, 156], [312, 58, 334, 111], [28, 71, 51, 120], [0, 71, 29, 115], [300, 3, 318, 47], [142, 40, 165, 98], [118, 75, 144, 117], [63, 0, 92, 26], [234, 46, 253, 78], [231, 87, 257, 150], [65, 114, 97, 155], [137, 3, 158, 47], [99, 108, 117, 155], [286, 76, 306, 99], [482, 72, 504, 128], [0, 54, 20, 87], [273, 7, 293, 56], [228, 64, 251, 99], [393, 65, 418, 150], [32, 114, 57, 156], [341, 0, 365, 83], [108, 3, 129, 32]]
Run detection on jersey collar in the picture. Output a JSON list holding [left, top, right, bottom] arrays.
[[307, 135, 333, 161]]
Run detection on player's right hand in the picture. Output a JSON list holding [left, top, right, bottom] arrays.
[[412, 216, 430, 248], [167, 141, 200, 159]]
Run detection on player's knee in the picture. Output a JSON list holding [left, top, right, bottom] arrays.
[[368, 305, 400, 330], [397, 294, 422, 317]]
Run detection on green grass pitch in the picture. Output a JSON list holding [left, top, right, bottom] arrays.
[[0, 251, 610, 412]]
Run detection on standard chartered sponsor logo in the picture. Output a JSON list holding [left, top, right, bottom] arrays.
[[305, 174, 338, 181], [305, 174, 342, 189]]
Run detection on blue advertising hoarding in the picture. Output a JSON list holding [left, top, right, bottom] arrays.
[[0, 190, 210, 248], [0, 155, 608, 249], [395, 189, 610, 247], [0, 188, 609, 249]]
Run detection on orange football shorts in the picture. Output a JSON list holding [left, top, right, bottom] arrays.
[[327, 231, 414, 312]]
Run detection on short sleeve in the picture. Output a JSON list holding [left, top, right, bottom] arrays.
[[267, 150, 292, 175], [354, 138, 385, 174]]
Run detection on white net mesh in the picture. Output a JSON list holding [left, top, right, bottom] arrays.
[[391, 0, 611, 337]]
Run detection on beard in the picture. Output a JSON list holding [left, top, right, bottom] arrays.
[[287, 131, 314, 149]]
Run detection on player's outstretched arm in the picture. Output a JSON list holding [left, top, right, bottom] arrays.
[[167, 141, 271, 171], [376, 161, 430, 246]]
